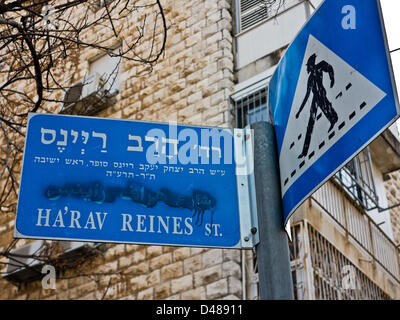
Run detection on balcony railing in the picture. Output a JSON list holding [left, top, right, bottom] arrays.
[[311, 180, 400, 283]]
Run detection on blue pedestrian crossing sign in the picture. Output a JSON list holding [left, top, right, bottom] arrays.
[[269, 0, 400, 226]]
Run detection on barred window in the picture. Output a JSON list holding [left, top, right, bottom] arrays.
[[246, 222, 391, 299], [237, 0, 270, 32], [231, 86, 269, 129], [307, 225, 390, 300], [60, 49, 121, 116], [334, 148, 379, 211]]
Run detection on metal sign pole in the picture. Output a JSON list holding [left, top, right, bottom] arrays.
[[251, 121, 294, 300]]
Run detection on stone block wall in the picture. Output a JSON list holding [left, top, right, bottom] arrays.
[[384, 171, 400, 246], [0, 0, 243, 300]]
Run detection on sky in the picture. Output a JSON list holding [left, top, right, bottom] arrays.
[[381, 0, 400, 98]]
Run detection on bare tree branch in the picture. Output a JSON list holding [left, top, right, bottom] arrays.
[[0, 0, 167, 284]]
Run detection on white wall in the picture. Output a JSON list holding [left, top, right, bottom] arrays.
[[381, 0, 400, 143], [236, 1, 309, 69], [235, 0, 325, 70]]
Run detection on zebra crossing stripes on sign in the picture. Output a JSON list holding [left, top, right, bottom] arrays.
[[280, 34, 387, 196]]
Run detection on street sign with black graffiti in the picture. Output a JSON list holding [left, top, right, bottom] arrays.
[[15, 113, 257, 249], [269, 0, 400, 226]]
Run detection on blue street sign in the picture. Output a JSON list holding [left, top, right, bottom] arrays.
[[269, 0, 400, 225], [15, 113, 247, 248]]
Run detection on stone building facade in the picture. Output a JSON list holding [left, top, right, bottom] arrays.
[[1, 0, 400, 300], [0, 0, 243, 300], [385, 172, 400, 247]]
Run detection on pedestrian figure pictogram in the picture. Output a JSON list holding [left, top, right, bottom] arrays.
[[295, 53, 338, 159]]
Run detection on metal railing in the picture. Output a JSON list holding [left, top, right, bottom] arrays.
[[312, 180, 400, 283]]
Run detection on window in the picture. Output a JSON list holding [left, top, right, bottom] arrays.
[[88, 47, 121, 96], [231, 84, 269, 128], [306, 225, 390, 300], [334, 148, 379, 211], [237, 0, 271, 33], [60, 47, 121, 116], [244, 223, 391, 300], [3, 240, 101, 284]]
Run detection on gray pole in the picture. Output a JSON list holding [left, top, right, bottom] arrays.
[[251, 121, 294, 300]]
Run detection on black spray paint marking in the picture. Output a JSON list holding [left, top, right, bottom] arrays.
[[45, 181, 216, 227]]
